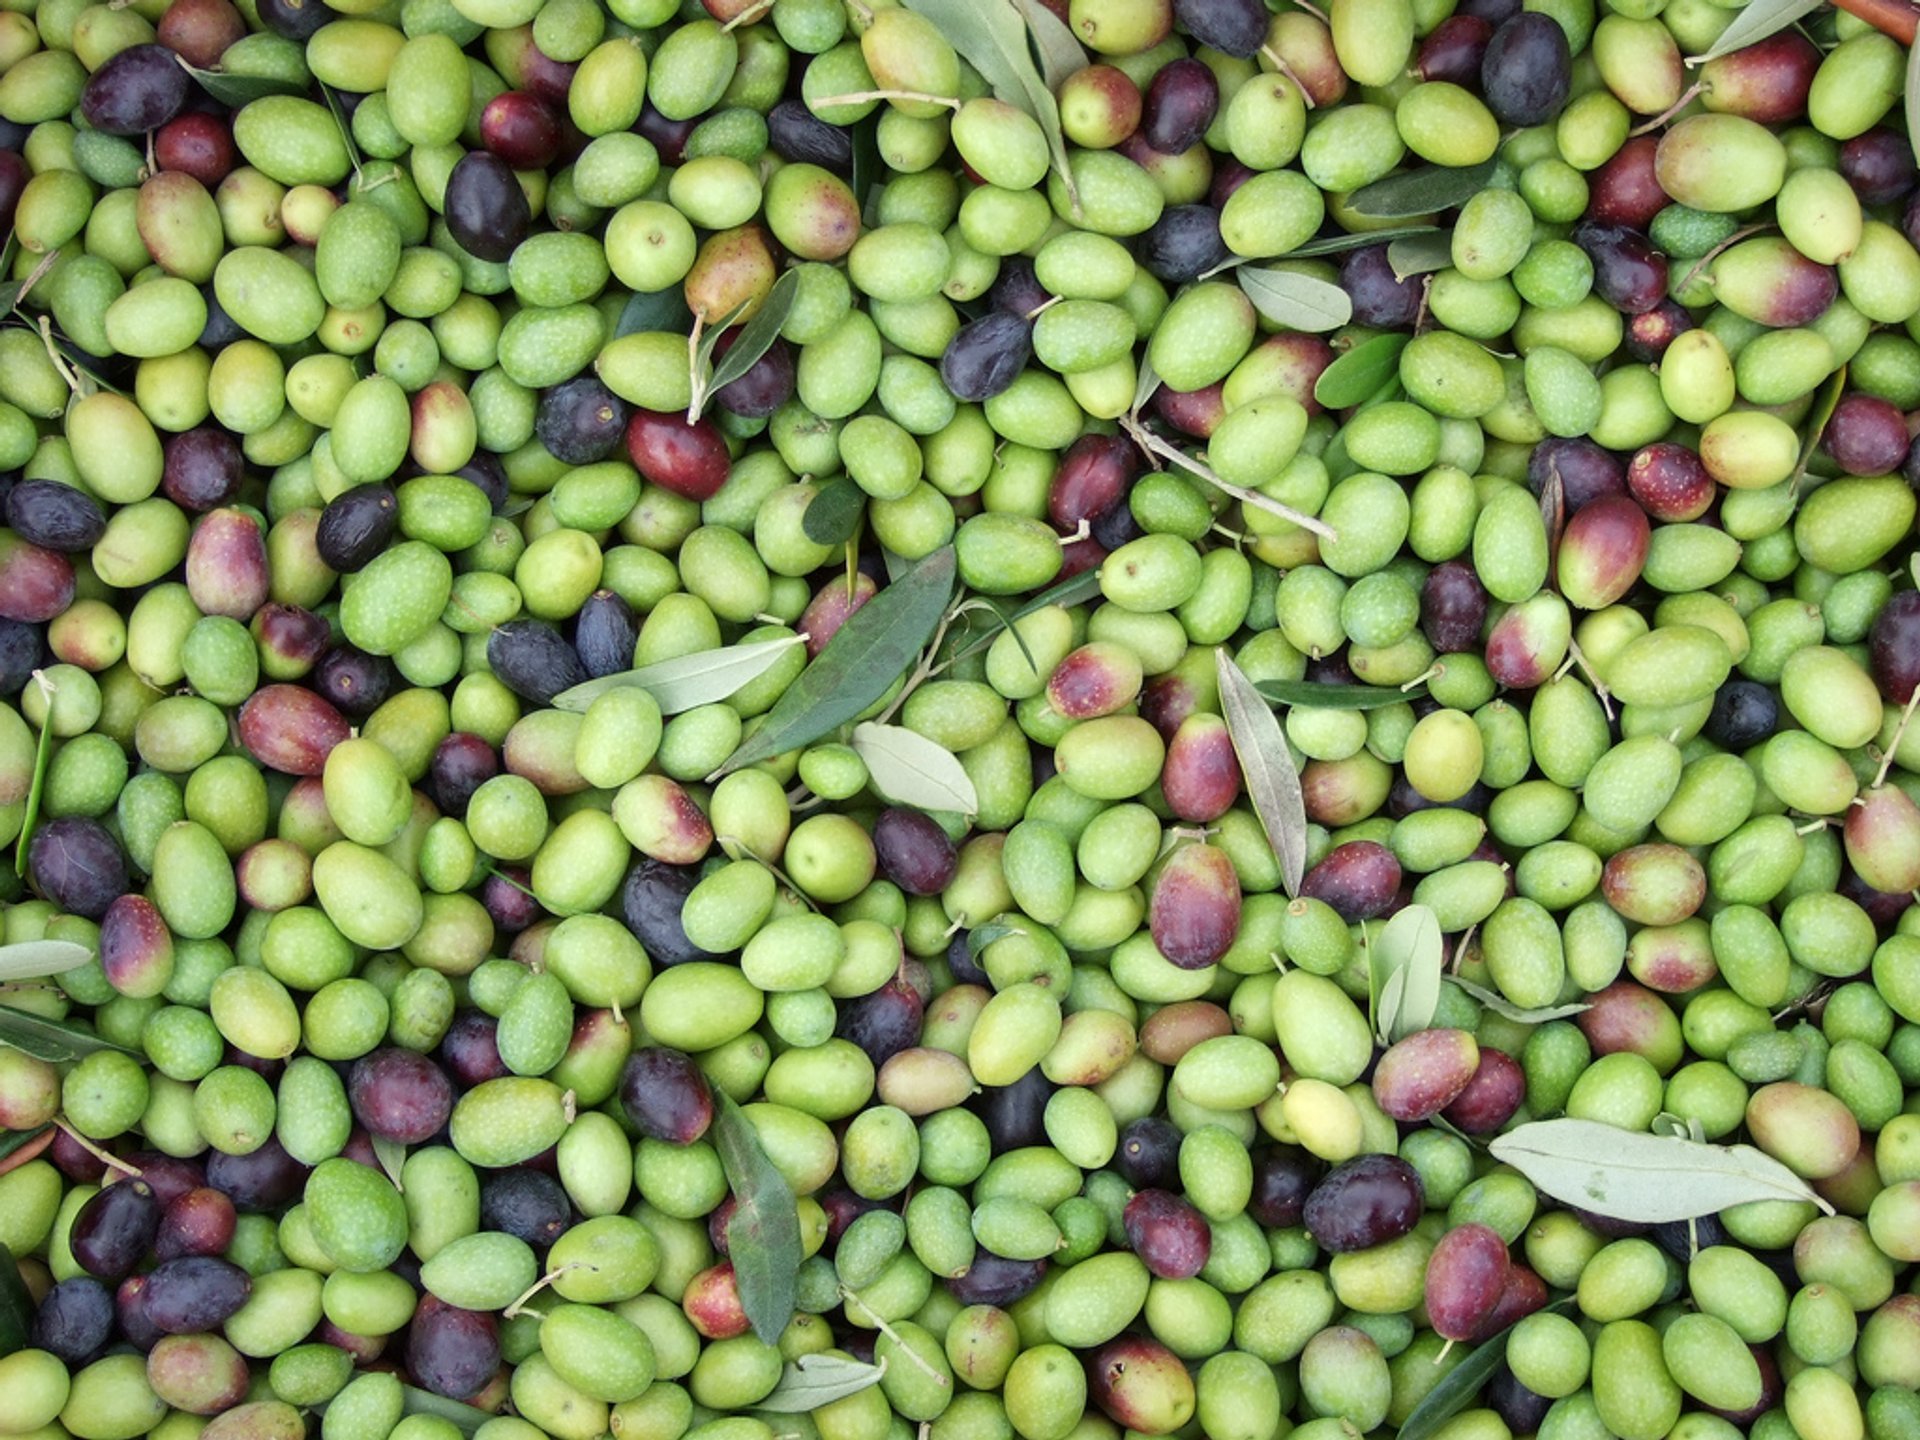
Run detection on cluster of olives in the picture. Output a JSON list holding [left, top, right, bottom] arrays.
[[6, 1, 1920, 1440]]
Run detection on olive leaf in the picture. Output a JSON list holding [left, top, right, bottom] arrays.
[[850, 722, 979, 815], [966, 918, 1027, 957], [615, 286, 693, 339], [0, 1242, 30, 1359], [703, 268, 800, 403], [716, 546, 956, 776], [901, 0, 1078, 212], [1132, 352, 1162, 417], [1216, 651, 1307, 898], [400, 1388, 492, 1435], [1488, 1118, 1836, 1223], [1398, 1300, 1576, 1440], [757, 1354, 890, 1413], [1288, 226, 1440, 259], [372, 1136, 407, 1192], [802, 476, 867, 546], [1236, 268, 1353, 332], [949, 566, 1105, 669], [0, 1126, 48, 1173], [1907, 39, 1920, 169], [0, 940, 94, 982], [1387, 229, 1454, 282], [850, 117, 883, 222], [1689, 0, 1824, 63], [317, 83, 362, 178], [1314, 333, 1412, 410], [1367, 903, 1443, 1045], [14, 690, 55, 878], [179, 60, 307, 105], [711, 1091, 801, 1344], [1795, 362, 1847, 480], [1009, 0, 1086, 91], [686, 294, 755, 420], [1348, 159, 1497, 220], [1444, 975, 1591, 1024], [1255, 677, 1422, 711], [0, 1005, 134, 1063], [550, 635, 808, 715]]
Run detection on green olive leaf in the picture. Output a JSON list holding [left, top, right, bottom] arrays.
[[711, 1091, 801, 1345], [179, 60, 308, 105], [704, 269, 801, 404], [1287, 225, 1440, 259], [850, 722, 978, 816], [757, 1354, 890, 1413], [372, 1136, 407, 1192], [1009, 0, 1086, 92], [1314, 333, 1412, 410], [802, 476, 868, 547], [1908, 41, 1920, 169], [1488, 1118, 1836, 1223], [317, 83, 362, 177], [1236, 267, 1353, 332], [1690, 0, 1824, 63], [1369, 903, 1443, 1044], [1216, 651, 1307, 898], [14, 692, 55, 878], [0, 1005, 136, 1063], [901, 0, 1079, 213], [1796, 362, 1847, 481], [0, 1241, 31, 1359], [1443, 975, 1591, 1024], [1348, 159, 1497, 220], [1132, 352, 1162, 417], [0, 940, 94, 982], [400, 1387, 492, 1435], [1386, 229, 1454, 282], [850, 118, 883, 224], [551, 635, 808, 715], [949, 566, 1105, 669], [966, 918, 1027, 957], [1397, 1300, 1576, 1440], [716, 547, 956, 776], [1254, 677, 1423, 710], [616, 286, 693, 339]]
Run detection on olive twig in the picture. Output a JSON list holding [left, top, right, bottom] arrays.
[[719, 0, 774, 30], [1562, 641, 1614, 720], [1626, 81, 1706, 138], [502, 1263, 583, 1319], [1673, 223, 1774, 298], [839, 1286, 949, 1386], [53, 1118, 145, 1178], [1258, 47, 1316, 109], [1126, 429, 1337, 540], [36, 317, 84, 396], [1874, 686, 1920, 787]]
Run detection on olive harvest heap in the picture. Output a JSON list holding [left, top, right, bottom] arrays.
[[4, 3, 1920, 1440]]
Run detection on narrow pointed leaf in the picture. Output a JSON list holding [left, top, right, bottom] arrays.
[[902, 0, 1078, 211], [1288, 226, 1440, 258], [758, 1355, 890, 1413], [1796, 363, 1847, 479], [949, 566, 1105, 666], [1907, 41, 1920, 167], [1132, 353, 1162, 416], [372, 1137, 407, 1192], [0, 940, 94, 982], [717, 547, 956, 775], [1009, 0, 1085, 91], [851, 723, 978, 815], [616, 286, 693, 338], [551, 635, 807, 715], [966, 919, 1027, 956], [14, 704, 54, 877], [705, 269, 800, 398], [1349, 160, 1497, 219], [1216, 652, 1307, 897], [1314, 333, 1412, 410], [1445, 975, 1590, 1024], [1255, 677, 1423, 710], [0, 1005, 135, 1063], [401, 1388, 492, 1435], [1398, 1301, 1576, 1440], [1691, 0, 1824, 62], [1488, 1118, 1835, 1222], [1387, 229, 1454, 281], [0, 1242, 30, 1358], [712, 1092, 801, 1344], [180, 61, 306, 104], [802, 475, 867, 546], [1237, 268, 1352, 331], [850, 118, 883, 220]]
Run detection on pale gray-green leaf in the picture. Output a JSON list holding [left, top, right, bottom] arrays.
[[0, 941, 93, 982], [1445, 975, 1591, 1024], [851, 722, 978, 816], [1690, 0, 1824, 62], [1216, 652, 1306, 897], [757, 1355, 890, 1413], [372, 1136, 406, 1192], [1009, 0, 1085, 91], [1488, 1118, 1835, 1223], [550, 635, 805, 714], [1379, 903, 1443, 1042], [1237, 268, 1353, 332], [1387, 230, 1454, 282]]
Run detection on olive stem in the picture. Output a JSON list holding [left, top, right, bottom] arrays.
[[1563, 641, 1615, 720], [720, 0, 775, 30], [719, 837, 821, 914], [1674, 223, 1774, 298], [1024, 295, 1064, 321], [839, 1286, 949, 1386], [1400, 664, 1443, 693], [1874, 687, 1920, 787], [1626, 81, 1706, 138], [1197, 256, 1247, 281], [53, 1118, 145, 1178], [685, 314, 709, 424], [503, 1263, 582, 1318], [810, 90, 962, 112], [1259, 47, 1316, 109], [35, 318, 84, 397], [873, 598, 968, 723], [1126, 429, 1338, 540], [1053, 518, 1091, 547], [1449, 923, 1478, 974]]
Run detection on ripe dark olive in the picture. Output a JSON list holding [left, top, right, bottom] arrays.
[[315, 484, 397, 573], [480, 91, 562, 170], [1481, 13, 1571, 126], [571, 588, 639, 679], [81, 45, 191, 136], [31, 1277, 116, 1366], [537, 376, 630, 465], [621, 859, 709, 967], [444, 151, 532, 263], [941, 312, 1034, 402], [6, 480, 106, 553], [486, 619, 589, 705], [70, 1181, 160, 1281], [479, 1168, 572, 1248], [162, 428, 244, 512], [28, 816, 130, 920], [767, 99, 854, 173], [872, 808, 959, 895], [1137, 204, 1229, 284], [1173, 0, 1268, 57], [1303, 1153, 1426, 1252], [619, 1047, 714, 1145], [310, 643, 396, 721]]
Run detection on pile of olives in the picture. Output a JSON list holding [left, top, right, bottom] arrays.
[[5, 1, 1920, 1440]]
